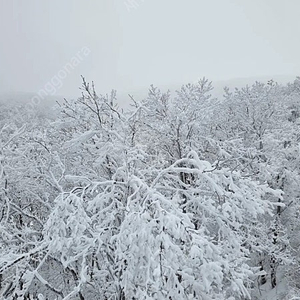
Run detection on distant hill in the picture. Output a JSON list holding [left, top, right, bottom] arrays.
[[0, 92, 66, 120]]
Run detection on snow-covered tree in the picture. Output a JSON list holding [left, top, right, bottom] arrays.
[[1, 77, 300, 299]]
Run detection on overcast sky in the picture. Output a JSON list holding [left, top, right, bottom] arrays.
[[0, 0, 299, 99]]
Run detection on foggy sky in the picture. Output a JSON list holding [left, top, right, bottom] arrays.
[[0, 0, 299, 99]]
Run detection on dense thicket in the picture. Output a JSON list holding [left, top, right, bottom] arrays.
[[1, 77, 300, 299]]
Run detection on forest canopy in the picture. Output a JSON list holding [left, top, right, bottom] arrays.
[[1, 77, 300, 299]]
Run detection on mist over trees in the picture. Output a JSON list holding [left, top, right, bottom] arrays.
[[1, 77, 300, 299]]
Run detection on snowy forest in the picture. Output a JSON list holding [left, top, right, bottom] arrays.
[[1, 76, 300, 300]]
